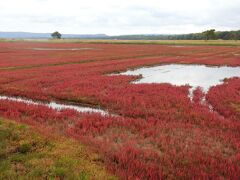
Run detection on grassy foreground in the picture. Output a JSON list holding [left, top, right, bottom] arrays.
[[0, 118, 116, 180]]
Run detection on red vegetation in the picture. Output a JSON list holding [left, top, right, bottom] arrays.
[[0, 98, 240, 179], [0, 42, 239, 179], [192, 87, 205, 104], [207, 77, 240, 120]]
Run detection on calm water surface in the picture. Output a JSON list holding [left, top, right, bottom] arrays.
[[120, 64, 240, 92], [0, 96, 108, 116]]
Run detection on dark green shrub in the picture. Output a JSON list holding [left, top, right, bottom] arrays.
[[18, 143, 31, 154]]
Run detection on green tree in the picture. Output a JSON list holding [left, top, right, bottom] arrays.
[[231, 31, 238, 41], [51, 31, 62, 39], [203, 29, 216, 40]]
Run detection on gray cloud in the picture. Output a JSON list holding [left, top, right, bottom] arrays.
[[0, 0, 239, 35]]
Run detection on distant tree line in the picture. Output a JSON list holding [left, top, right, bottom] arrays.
[[108, 30, 240, 40], [50, 29, 240, 40]]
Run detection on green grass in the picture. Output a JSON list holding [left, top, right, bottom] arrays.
[[65, 39, 240, 46], [0, 118, 116, 180], [1, 38, 240, 46]]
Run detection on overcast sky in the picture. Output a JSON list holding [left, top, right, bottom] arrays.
[[0, 0, 239, 35]]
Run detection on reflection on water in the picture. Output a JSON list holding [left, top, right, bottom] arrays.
[[120, 64, 240, 92], [0, 96, 108, 116]]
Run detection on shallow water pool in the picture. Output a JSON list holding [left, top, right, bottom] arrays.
[[120, 64, 240, 92], [0, 95, 108, 116]]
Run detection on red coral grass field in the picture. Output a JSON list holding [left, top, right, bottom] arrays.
[[0, 41, 239, 179]]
